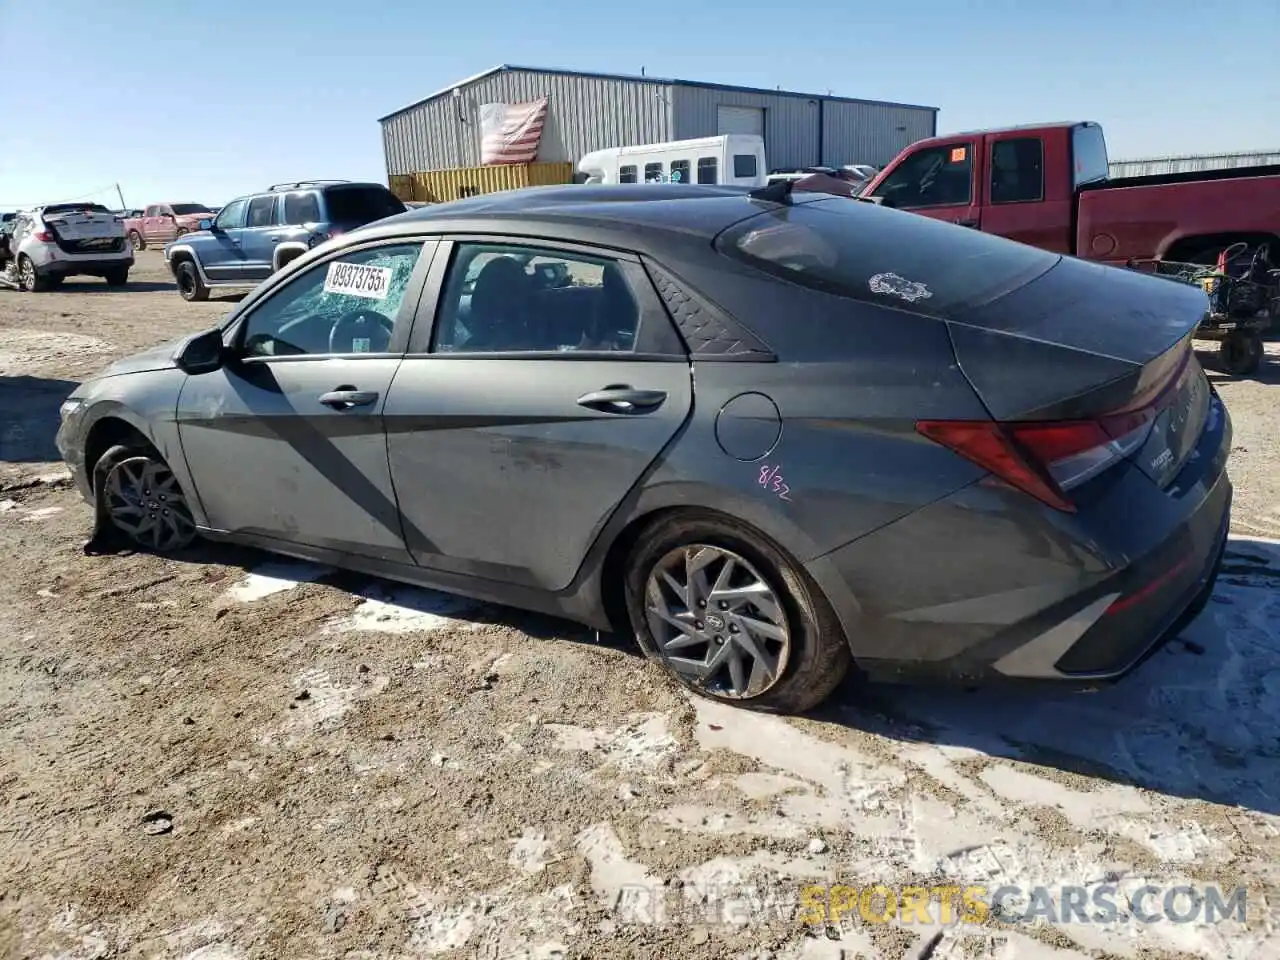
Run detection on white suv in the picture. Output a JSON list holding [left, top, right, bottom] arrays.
[[1, 203, 133, 291]]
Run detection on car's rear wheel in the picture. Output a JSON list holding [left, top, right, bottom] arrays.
[[128, 230, 145, 251], [624, 512, 851, 714], [17, 255, 49, 292], [94, 443, 197, 552], [104, 267, 129, 288], [175, 259, 209, 302]]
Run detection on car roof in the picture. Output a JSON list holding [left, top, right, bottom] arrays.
[[358, 184, 831, 253]]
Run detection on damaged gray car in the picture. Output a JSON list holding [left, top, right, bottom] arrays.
[[56, 183, 1232, 713]]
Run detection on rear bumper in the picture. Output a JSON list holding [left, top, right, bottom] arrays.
[[39, 255, 133, 277], [809, 388, 1234, 688]]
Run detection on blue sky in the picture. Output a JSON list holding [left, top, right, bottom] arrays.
[[1, 0, 1277, 208]]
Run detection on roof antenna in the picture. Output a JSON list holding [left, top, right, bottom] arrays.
[[748, 179, 794, 205]]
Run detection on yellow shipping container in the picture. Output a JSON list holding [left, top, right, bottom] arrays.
[[389, 162, 574, 204]]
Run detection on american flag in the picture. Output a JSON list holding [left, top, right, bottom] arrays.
[[478, 98, 549, 165]]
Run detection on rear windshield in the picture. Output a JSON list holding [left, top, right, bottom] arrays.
[[323, 186, 406, 224], [171, 203, 212, 215], [716, 197, 1061, 316], [43, 203, 111, 215]]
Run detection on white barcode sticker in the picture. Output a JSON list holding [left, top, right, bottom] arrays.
[[352, 337, 371, 353], [324, 261, 392, 300]]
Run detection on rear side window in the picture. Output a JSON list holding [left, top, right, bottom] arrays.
[[733, 154, 758, 178], [282, 191, 322, 224], [323, 186, 406, 224], [990, 138, 1044, 203], [717, 197, 1060, 316], [697, 157, 718, 184], [618, 165, 638, 184]]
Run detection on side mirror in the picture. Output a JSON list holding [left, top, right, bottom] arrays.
[[198, 219, 213, 231], [174, 327, 225, 375]]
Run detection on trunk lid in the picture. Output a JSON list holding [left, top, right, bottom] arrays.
[[946, 256, 1213, 490], [44, 209, 124, 242]]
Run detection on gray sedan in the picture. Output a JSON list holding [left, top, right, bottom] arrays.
[[56, 183, 1232, 713]]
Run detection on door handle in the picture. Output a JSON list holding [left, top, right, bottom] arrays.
[[576, 385, 667, 414], [319, 388, 379, 410], [270, 236, 281, 243], [954, 218, 979, 228]]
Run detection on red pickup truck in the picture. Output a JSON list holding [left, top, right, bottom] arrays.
[[860, 122, 1280, 371], [124, 203, 216, 251]]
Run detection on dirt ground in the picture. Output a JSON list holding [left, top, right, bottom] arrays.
[[1, 252, 1279, 960]]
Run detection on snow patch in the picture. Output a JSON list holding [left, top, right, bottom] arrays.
[[546, 713, 676, 771], [222, 560, 329, 602], [326, 582, 477, 634]]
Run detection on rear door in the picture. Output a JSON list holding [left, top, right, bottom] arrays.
[[980, 132, 1073, 253], [864, 138, 982, 229], [239, 194, 281, 280], [384, 237, 693, 591]]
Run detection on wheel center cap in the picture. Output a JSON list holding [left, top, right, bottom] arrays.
[[705, 613, 726, 631]]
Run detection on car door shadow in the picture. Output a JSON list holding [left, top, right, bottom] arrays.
[[0, 376, 79, 462], [810, 536, 1280, 816]]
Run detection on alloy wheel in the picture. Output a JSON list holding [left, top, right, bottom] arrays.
[[644, 544, 791, 699], [103, 456, 196, 551], [19, 258, 35, 291]]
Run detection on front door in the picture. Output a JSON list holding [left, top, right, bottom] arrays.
[[864, 138, 982, 230], [201, 199, 249, 282], [176, 238, 435, 562], [385, 239, 693, 591]]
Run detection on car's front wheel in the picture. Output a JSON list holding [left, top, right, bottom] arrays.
[[94, 442, 197, 552], [624, 512, 851, 714], [128, 230, 145, 251], [174, 259, 209, 302]]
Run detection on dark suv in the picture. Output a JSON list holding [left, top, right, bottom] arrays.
[[162, 180, 405, 301]]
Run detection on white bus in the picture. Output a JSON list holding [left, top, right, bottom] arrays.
[[576, 135, 767, 187]]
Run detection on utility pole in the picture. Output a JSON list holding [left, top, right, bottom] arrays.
[[115, 183, 126, 211]]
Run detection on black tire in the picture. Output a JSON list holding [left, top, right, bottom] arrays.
[[46, 274, 65, 289], [175, 259, 209, 302], [128, 230, 145, 251], [623, 511, 852, 714], [1219, 331, 1263, 376], [104, 267, 129, 288], [17, 255, 49, 292], [92, 442, 197, 553]]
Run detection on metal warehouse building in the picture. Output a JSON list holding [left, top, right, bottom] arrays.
[[378, 64, 939, 180]]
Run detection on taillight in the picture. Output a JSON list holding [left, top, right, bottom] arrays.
[[917, 413, 1156, 513], [919, 349, 1197, 512], [33, 230, 54, 242]]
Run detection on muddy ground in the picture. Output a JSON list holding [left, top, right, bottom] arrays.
[[1, 252, 1278, 960]]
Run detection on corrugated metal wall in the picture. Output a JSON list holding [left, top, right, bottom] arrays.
[[821, 100, 935, 167], [670, 86, 820, 169], [1108, 150, 1280, 178], [381, 70, 674, 174]]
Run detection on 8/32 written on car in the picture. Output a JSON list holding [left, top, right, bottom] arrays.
[[324, 261, 393, 300]]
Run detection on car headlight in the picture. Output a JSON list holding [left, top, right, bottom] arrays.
[[59, 398, 85, 420]]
